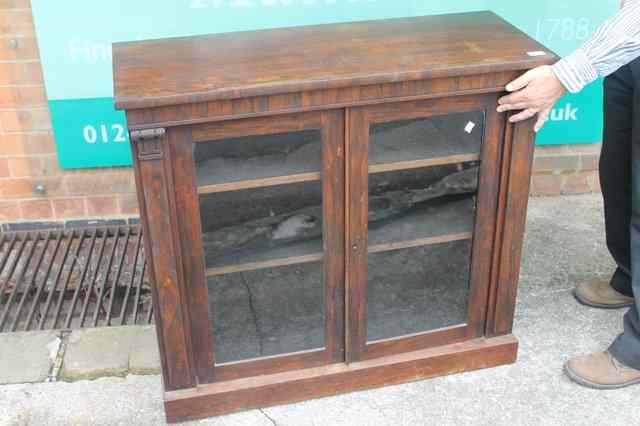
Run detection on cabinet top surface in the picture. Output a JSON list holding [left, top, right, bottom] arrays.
[[113, 11, 556, 110]]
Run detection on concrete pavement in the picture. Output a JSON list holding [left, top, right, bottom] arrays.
[[0, 326, 160, 385], [1, 194, 638, 425]]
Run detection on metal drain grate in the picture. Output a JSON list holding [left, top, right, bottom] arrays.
[[0, 226, 153, 333]]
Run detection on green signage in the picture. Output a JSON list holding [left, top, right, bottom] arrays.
[[48, 98, 131, 168], [31, 0, 620, 169]]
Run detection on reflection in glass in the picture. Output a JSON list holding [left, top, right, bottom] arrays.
[[369, 111, 484, 165], [365, 109, 483, 342], [193, 127, 327, 363], [366, 241, 472, 342], [198, 181, 324, 269], [365, 164, 478, 341], [368, 163, 479, 247], [194, 129, 321, 187], [209, 262, 324, 364]]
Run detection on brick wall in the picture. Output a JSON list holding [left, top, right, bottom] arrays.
[[531, 144, 601, 196], [0, 0, 139, 226], [0, 1, 601, 228]]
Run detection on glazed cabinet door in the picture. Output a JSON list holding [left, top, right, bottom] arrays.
[[171, 110, 345, 382], [346, 94, 503, 361]]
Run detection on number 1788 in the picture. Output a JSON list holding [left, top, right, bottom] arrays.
[[535, 18, 591, 42]]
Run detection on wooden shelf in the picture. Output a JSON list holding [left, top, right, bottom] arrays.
[[204, 195, 475, 277], [205, 236, 324, 277], [368, 196, 475, 248], [206, 253, 323, 277], [195, 113, 482, 194], [368, 232, 472, 254], [193, 108, 482, 195], [197, 172, 321, 194], [368, 153, 480, 175], [197, 155, 479, 194]]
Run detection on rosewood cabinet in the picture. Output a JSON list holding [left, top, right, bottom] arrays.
[[113, 11, 556, 422]]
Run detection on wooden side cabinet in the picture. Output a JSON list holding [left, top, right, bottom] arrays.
[[113, 12, 557, 422]]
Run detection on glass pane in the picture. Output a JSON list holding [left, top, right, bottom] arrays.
[[209, 261, 324, 364], [194, 129, 321, 187], [194, 127, 326, 364], [366, 110, 484, 342], [366, 241, 472, 341], [368, 163, 479, 248], [199, 181, 323, 270], [369, 111, 484, 165]]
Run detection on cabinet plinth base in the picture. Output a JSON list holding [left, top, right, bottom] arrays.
[[164, 334, 518, 423]]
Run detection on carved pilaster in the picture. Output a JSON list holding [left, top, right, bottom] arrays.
[[130, 127, 197, 391], [131, 128, 166, 161]]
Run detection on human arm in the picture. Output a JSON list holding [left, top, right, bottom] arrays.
[[497, 1, 640, 131]]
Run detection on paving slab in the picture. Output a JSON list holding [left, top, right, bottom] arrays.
[[60, 326, 138, 381], [129, 326, 161, 375], [0, 330, 60, 385]]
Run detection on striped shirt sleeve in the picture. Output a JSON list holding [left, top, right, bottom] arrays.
[[552, 1, 640, 93]]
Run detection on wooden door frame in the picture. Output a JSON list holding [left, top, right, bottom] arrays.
[[169, 109, 346, 383], [345, 94, 505, 362]]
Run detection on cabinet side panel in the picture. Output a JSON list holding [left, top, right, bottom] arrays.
[[488, 120, 536, 336], [132, 132, 196, 390]]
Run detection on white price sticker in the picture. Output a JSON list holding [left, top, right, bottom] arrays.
[[464, 121, 476, 134]]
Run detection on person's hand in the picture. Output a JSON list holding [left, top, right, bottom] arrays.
[[497, 65, 566, 132]]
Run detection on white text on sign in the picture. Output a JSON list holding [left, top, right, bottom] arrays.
[[83, 124, 128, 144]]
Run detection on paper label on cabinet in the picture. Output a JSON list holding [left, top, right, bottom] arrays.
[[464, 121, 476, 134], [526, 51, 547, 57]]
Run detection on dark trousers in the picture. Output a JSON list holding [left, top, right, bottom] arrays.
[[603, 58, 640, 369], [601, 62, 635, 297]]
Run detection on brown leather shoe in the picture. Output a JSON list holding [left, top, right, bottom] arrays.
[[573, 280, 634, 309], [565, 351, 640, 389]]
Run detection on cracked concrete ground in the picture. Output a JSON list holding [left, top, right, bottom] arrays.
[[1, 194, 638, 425]]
